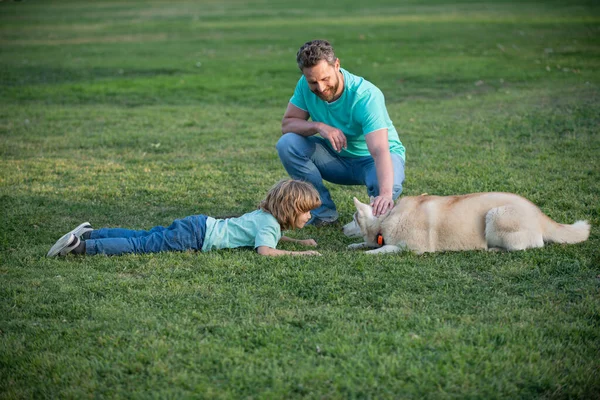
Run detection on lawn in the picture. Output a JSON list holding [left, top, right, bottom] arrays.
[[1, 0, 599, 398]]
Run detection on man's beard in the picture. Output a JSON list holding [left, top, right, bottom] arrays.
[[314, 74, 340, 102]]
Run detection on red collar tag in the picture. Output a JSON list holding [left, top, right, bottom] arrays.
[[376, 233, 384, 246]]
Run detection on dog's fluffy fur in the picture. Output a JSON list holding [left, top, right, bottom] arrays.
[[344, 193, 590, 254]]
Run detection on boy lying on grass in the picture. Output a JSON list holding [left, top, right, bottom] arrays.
[[47, 179, 322, 257]]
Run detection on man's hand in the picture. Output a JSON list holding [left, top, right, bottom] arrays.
[[318, 124, 347, 152], [370, 195, 394, 216]]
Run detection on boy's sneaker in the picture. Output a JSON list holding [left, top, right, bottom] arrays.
[[69, 222, 93, 239], [46, 222, 91, 257], [47, 233, 80, 257]]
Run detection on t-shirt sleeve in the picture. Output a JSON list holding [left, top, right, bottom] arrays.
[[254, 220, 281, 249], [356, 87, 389, 135], [289, 76, 308, 112]]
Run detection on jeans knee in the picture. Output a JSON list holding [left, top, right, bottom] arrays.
[[276, 133, 297, 154], [277, 133, 308, 161]]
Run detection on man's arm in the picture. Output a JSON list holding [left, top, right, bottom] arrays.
[[281, 103, 314, 136], [281, 103, 347, 152], [365, 128, 394, 216]]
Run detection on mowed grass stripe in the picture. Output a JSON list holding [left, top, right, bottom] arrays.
[[2, 14, 600, 39]]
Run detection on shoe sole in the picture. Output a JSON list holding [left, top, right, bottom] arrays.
[[47, 233, 75, 257], [46, 222, 91, 257]]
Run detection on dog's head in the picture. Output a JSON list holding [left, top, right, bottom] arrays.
[[342, 197, 383, 246]]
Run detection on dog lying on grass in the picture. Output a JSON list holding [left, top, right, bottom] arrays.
[[343, 193, 590, 254]]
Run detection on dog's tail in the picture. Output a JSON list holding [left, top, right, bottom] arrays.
[[541, 214, 590, 244]]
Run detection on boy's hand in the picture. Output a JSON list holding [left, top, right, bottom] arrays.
[[302, 250, 321, 256], [300, 238, 318, 247]]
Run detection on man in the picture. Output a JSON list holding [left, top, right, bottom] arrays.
[[276, 39, 406, 226]]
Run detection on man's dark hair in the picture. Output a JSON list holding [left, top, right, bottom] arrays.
[[296, 39, 337, 70]]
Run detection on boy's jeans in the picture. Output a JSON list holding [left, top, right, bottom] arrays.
[[86, 215, 208, 255], [277, 133, 405, 222]]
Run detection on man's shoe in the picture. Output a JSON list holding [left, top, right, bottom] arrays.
[[47, 233, 80, 257]]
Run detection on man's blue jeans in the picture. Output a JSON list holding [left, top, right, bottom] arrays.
[[276, 133, 405, 222], [86, 215, 208, 255]]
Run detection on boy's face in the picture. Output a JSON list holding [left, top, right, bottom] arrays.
[[295, 210, 312, 229]]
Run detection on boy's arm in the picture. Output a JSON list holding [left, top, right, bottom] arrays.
[[256, 246, 320, 257]]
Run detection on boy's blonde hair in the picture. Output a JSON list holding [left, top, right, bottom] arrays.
[[260, 179, 321, 230]]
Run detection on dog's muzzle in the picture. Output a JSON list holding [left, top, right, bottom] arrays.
[[342, 218, 362, 238]]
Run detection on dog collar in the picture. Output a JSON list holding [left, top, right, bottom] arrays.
[[376, 233, 384, 246]]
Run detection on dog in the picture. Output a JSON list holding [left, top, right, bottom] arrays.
[[343, 193, 590, 254]]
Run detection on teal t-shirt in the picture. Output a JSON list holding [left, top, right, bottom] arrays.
[[201, 209, 281, 252], [290, 68, 405, 159]]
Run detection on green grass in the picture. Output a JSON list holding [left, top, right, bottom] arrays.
[[1, 0, 599, 398]]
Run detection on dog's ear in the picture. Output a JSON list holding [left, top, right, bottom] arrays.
[[369, 196, 375, 204], [353, 197, 370, 216]]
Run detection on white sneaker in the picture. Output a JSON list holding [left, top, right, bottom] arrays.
[[47, 233, 81, 257], [46, 222, 92, 257], [69, 222, 93, 239]]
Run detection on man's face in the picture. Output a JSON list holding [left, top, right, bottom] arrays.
[[302, 59, 341, 103]]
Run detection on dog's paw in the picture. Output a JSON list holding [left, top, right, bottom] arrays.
[[366, 245, 403, 255], [347, 242, 368, 250]]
